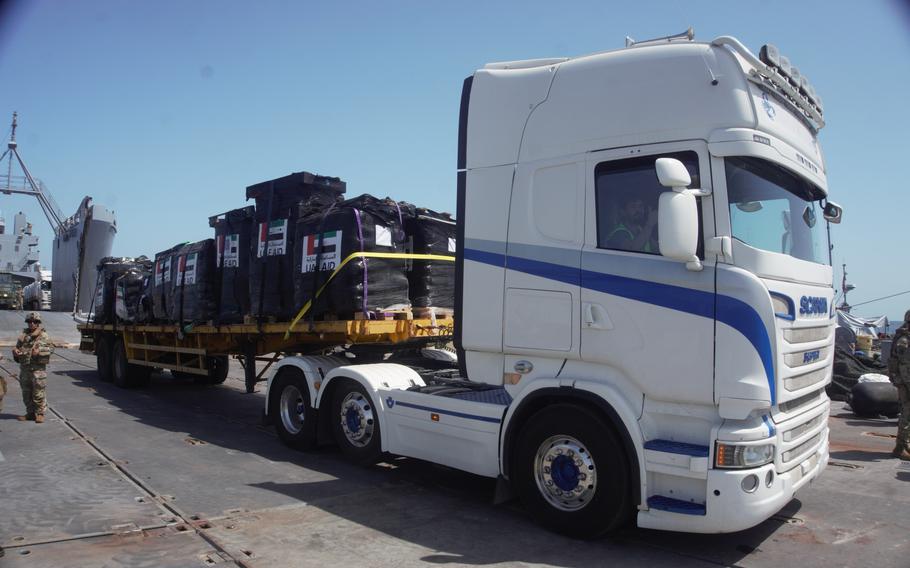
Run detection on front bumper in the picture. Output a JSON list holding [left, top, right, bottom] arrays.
[[638, 427, 828, 533]]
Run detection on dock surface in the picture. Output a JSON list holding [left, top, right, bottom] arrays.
[[0, 312, 908, 567]]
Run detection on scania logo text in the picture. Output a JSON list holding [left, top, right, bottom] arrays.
[[799, 296, 827, 317]]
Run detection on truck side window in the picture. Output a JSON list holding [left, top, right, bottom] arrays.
[[595, 152, 700, 255]]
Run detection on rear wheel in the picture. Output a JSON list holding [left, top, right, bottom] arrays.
[[331, 379, 382, 465], [112, 339, 151, 388], [512, 404, 632, 539], [96, 336, 113, 382], [195, 355, 229, 385], [270, 368, 317, 450]]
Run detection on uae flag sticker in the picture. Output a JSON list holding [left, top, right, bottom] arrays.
[[302, 230, 342, 273]]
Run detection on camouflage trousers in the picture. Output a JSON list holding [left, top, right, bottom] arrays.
[[0, 374, 6, 412], [899, 384, 910, 452], [19, 366, 47, 417]]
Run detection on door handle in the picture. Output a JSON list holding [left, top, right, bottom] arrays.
[[583, 303, 613, 330]]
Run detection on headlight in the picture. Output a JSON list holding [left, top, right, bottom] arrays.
[[715, 442, 775, 469]]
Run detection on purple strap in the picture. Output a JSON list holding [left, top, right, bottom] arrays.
[[353, 208, 368, 316]]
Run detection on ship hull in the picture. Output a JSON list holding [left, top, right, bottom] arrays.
[[51, 199, 116, 313]]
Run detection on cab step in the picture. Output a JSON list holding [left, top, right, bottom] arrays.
[[643, 439, 710, 479], [647, 495, 706, 516]]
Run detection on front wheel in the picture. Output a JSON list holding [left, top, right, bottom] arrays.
[[331, 379, 382, 465], [512, 404, 632, 539]]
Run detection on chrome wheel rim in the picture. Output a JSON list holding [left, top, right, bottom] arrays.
[[533, 435, 597, 511], [279, 385, 305, 435], [339, 391, 374, 447]]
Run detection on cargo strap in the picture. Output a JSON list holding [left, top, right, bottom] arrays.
[[285, 252, 455, 338]]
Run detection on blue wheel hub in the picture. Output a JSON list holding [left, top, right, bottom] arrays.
[[345, 406, 361, 434], [534, 435, 598, 511], [550, 455, 580, 491]]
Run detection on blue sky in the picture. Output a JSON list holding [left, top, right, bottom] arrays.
[[1, 1, 908, 320]]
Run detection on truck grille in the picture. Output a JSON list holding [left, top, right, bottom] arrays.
[[783, 326, 831, 344], [782, 414, 826, 442], [779, 388, 825, 414], [784, 367, 828, 392], [784, 347, 830, 368], [782, 432, 822, 463]]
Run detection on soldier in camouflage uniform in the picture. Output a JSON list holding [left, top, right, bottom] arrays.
[[12, 312, 53, 424], [889, 309, 910, 460]]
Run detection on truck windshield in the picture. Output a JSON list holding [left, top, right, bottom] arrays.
[[725, 156, 828, 265]]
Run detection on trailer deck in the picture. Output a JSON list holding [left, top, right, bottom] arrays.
[[77, 314, 453, 392]]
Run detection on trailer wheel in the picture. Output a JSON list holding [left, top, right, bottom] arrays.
[[331, 379, 382, 465], [270, 368, 317, 450], [197, 355, 229, 385], [512, 404, 631, 539], [96, 336, 114, 382]]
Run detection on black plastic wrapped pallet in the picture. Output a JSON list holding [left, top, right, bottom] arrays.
[[115, 267, 151, 323], [402, 207, 456, 308], [168, 239, 218, 323], [294, 194, 409, 319], [209, 206, 255, 324], [93, 257, 151, 324], [151, 244, 185, 322], [247, 172, 345, 321]]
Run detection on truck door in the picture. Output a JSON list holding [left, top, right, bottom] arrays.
[[580, 144, 716, 405], [503, 159, 584, 382]]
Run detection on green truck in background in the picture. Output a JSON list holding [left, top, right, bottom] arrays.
[[0, 272, 25, 310]]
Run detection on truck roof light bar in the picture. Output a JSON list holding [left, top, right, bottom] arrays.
[[713, 37, 825, 131]]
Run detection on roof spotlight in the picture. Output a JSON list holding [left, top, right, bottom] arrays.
[[759, 44, 780, 68], [778, 56, 792, 78], [788, 66, 802, 89]]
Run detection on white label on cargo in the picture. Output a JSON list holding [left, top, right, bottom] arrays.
[[163, 257, 172, 284], [223, 234, 240, 268], [375, 224, 392, 247], [448, 237, 456, 252], [184, 252, 198, 285], [258, 219, 288, 257], [155, 260, 164, 286], [302, 230, 342, 273]]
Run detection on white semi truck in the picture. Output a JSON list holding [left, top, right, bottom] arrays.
[[264, 32, 842, 537]]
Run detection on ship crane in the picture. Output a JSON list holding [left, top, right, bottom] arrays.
[[0, 111, 66, 235]]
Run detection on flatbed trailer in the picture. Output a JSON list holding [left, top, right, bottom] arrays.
[[78, 315, 454, 393]]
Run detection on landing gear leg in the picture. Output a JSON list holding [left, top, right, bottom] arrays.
[[243, 343, 257, 394]]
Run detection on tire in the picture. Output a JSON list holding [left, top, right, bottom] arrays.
[[330, 379, 382, 465], [195, 355, 229, 385], [96, 336, 113, 382], [269, 368, 317, 450], [111, 339, 132, 388], [512, 404, 632, 539]]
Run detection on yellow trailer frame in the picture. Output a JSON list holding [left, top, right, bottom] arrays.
[[78, 317, 454, 392]]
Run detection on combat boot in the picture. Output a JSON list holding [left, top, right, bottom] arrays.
[[17, 414, 35, 421], [35, 414, 44, 424], [896, 448, 910, 461]]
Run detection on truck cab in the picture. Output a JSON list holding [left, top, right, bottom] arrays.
[[267, 33, 840, 537]]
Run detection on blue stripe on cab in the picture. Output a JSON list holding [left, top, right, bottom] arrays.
[[464, 248, 505, 267], [463, 247, 777, 405]]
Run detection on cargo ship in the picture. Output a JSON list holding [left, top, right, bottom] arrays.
[[1, 112, 116, 314]]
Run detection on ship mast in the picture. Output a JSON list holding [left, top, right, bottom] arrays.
[[838, 263, 855, 313], [0, 112, 66, 235]]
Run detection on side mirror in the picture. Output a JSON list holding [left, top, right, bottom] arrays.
[[656, 158, 702, 270], [656, 157, 691, 190], [823, 200, 843, 224], [658, 191, 701, 270]]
